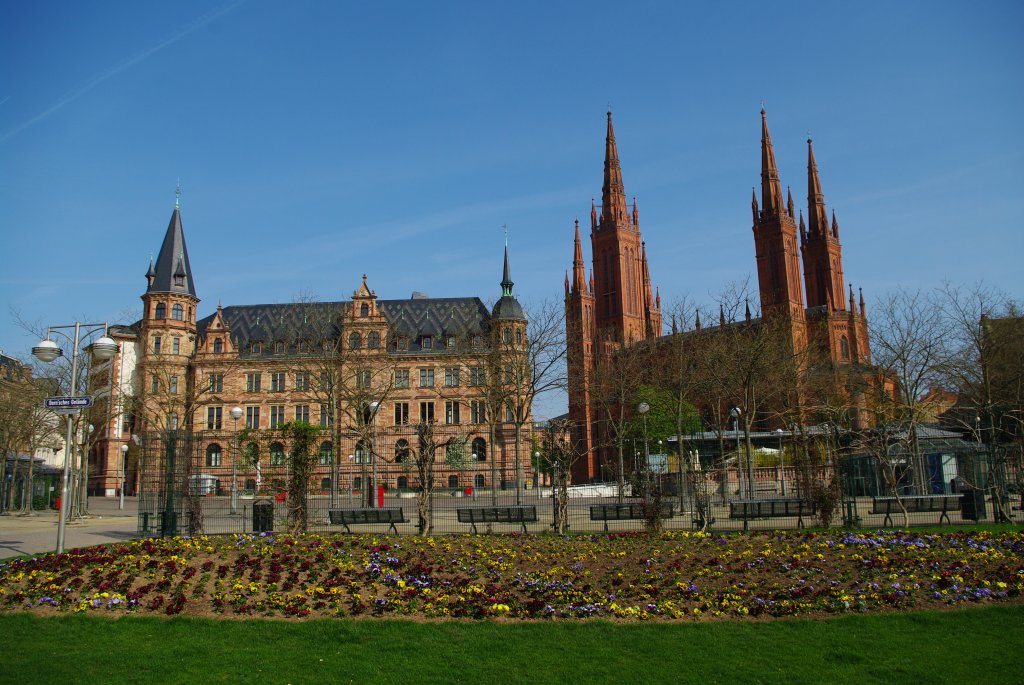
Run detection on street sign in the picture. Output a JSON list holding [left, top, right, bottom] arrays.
[[44, 396, 93, 414]]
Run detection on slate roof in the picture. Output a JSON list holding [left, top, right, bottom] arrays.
[[197, 297, 492, 355], [147, 207, 197, 297]]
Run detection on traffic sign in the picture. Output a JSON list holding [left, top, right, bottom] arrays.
[[44, 396, 93, 414]]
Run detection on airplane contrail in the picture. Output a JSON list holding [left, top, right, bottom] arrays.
[[0, 0, 246, 144]]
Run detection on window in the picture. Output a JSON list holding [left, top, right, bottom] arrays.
[[270, 405, 286, 428], [170, 376, 178, 394], [444, 367, 460, 387], [505, 401, 514, 423], [168, 413, 179, 430], [349, 332, 361, 350], [360, 303, 369, 317], [153, 336, 161, 354], [207, 406, 222, 430], [151, 375, 159, 393], [469, 368, 486, 386], [472, 437, 487, 461], [397, 475, 409, 489], [319, 372, 333, 392], [471, 400, 486, 424], [172, 337, 180, 354], [246, 373, 262, 392], [209, 373, 223, 393], [446, 336, 456, 349], [397, 337, 408, 351], [271, 372, 286, 392], [515, 329, 522, 344], [295, 404, 310, 423], [394, 401, 409, 425], [172, 304, 183, 321], [419, 368, 434, 388], [270, 442, 285, 466], [213, 338, 223, 353], [251, 342, 262, 354], [355, 440, 369, 464], [206, 443, 222, 467], [245, 406, 260, 429], [471, 335, 481, 349], [155, 303, 166, 320], [448, 474, 459, 488], [395, 439, 410, 463], [445, 400, 460, 425], [275, 341, 285, 354], [319, 441, 333, 465], [174, 274, 184, 287], [319, 404, 333, 427], [295, 372, 310, 391], [368, 331, 380, 349], [503, 328, 512, 344], [419, 401, 435, 423], [394, 369, 410, 388], [421, 336, 432, 350], [355, 369, 371, 388], [504, 365, 513, 384], [840, 335, 850, 360], [297, 340, 310, 353]]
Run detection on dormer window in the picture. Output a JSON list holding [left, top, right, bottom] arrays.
[[174, 275, 184, 287], [251, 342, 262, 354], [360, 303, 369, 317], [471, 335, 481, 349], [422, 336, 432, 350], [446, 336, 455, 349], [397, 337, 408, 351], [213, 338, 224, 353], [275, 341, 285, 354]]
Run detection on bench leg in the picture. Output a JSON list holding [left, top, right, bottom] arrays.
[[883, 513, 893, 527], [389, 522, 398, 534], [604, 519, 609, 533], [939, 511, 950, 525], [797, 514, 804, 529], [743, 518, 749, 532], [470, 522, 478, 534], [520, 520, 527, 535], [343, 523, 352, 534]]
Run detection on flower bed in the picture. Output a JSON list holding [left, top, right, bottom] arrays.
[[1, 530, 1022, 621]]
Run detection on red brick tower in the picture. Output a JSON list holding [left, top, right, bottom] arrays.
[[752, 109, 807, 350], [565, 219, 596, 477]]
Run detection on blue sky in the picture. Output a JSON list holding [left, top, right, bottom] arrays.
[[2, 0, 1023, 418]]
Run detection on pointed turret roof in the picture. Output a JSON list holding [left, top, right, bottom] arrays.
[[601, 110, 630, 227], [492, 240, 525, 321], [760, 109, 785, 216], [572, 219, 587, 293], [148, 198, 197, 297], [807, 138, 830, 237]]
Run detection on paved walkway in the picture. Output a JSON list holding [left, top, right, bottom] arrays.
[[0, 497, 140, 560]]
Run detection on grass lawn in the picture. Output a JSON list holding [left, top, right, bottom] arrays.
[[1, 605, 1021, 685]]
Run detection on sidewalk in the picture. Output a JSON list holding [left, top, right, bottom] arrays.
[[0, 497, 141, 560]]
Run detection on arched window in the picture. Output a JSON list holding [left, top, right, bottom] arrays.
[[448, 475, 459, 488], [472, 437, 487, 461], [319, 441, 333, 465], [172, 304, 183, 321], [320, 478, 331, 491], [245, 478, 256, 492], [395, 439, 410, 463], [353, 476, 362, 491], [168, 412, 179, 430], [474, 474, 486, 488], [355, 440, 369, 464], [840, 335, 850, 360], [360, 303, 369, 317], [349, 332, 361, 350], [503, 328, 512, 344], [367, 331, 380, 349], [397, 476, 409, 490], [206, 444, 222, 467], [213, 338, 223, 353], [515, 329, 522, 344], [270, 442, 285, 466], [155, 303, 166, 320]]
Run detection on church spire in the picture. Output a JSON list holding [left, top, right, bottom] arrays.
[[807, 137, 829, 236], [148, 192, 196, 297], [601, 110, 629, 227], [572, 219, 586, 293], [500, 241, 514, 297], [760, 109, 785, 217]]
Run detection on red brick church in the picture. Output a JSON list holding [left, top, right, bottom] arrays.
[[565, 110, 872, 482]]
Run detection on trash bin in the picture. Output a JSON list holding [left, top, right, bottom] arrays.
[[960, 486, 987, 521], [253, 499, 274, 533]]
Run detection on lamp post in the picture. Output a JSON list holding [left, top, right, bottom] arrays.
[[33, 323, 117, 554], [118, 444, 128, 510], [368, 401, 380, 508], [230, 406, 243, 514], [347, 454, 354, 504], [534, 451, 541, 498], [729, 407, 742, 498], [775, 428, 785, 496], [638, 402, 651, 505]]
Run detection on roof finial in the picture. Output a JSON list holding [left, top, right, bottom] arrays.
[[502, 224, 508, 246], [175, 180, 181, 209]]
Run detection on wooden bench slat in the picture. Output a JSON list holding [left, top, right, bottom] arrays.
[[870, 495, 961, 525], [728, 499, 814, 530], [455, 506, 538, 533], [328, 508, 407, 533]]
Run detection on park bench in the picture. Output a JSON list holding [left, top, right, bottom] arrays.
[[456, 506, 538, 534], [870, 494, 961, 526], [589, 502, 674, 532], [328, 507, 407, 534], [728, 498, 815, 530]]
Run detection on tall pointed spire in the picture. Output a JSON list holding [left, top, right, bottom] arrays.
[[807, 137, 829, 236], [601, 110, 629, 227], [751, 188, 759, 223], [590, 198, 597, 230], [572, 219, 586, 292], [500, 241, 514, 297], [148, 192, 196, 296], [760, 109, 785, 216], [787, 186, 795, 218]]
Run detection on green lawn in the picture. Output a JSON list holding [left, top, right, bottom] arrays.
[[2, 605, 1021, 685]]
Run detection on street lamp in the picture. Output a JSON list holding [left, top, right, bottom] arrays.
[[368, 401, 380, 508], [638, 402, 651, 504], [347, 454, 355, 504], [534, 451, 541, 497], [729, 407, 742, 498], [33, 323, 117, 554], [230, 406, 243, 514], [775, 428, 785, 496], [119, 444, 128, 510]]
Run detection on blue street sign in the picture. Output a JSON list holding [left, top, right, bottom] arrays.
[[44, 396, 93, 412]]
